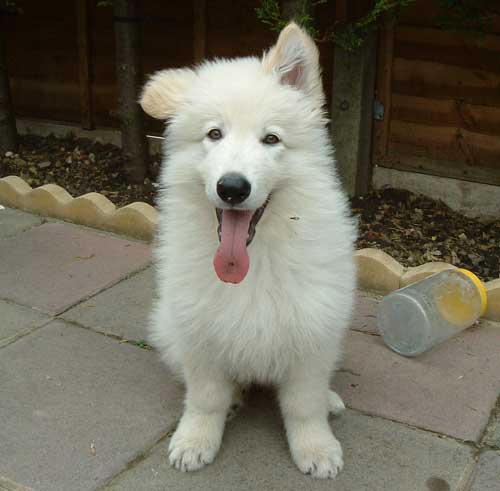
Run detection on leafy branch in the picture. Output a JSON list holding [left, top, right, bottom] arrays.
[[256, 0, 327, 38], [332, 0, 415, 50], [256, 0, 499, 51]]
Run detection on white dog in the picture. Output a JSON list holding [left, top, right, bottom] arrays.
[[140, 22, 356, 479]]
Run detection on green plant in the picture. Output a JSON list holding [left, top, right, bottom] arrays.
[[135, 340, 151, 349], [257, 0, 415, 50], [256, 0, 326, 38], [256, 0, 499, 50], [333, 0, 415, 50]]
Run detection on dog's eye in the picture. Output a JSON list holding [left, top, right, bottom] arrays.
[[262, 134, 280, 145], [207, 128, 223, 141]]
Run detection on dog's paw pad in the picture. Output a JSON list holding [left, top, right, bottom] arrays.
[[328, 390, 346, 416], [168, 434, 219, 472], [294, 440, 344, 479]]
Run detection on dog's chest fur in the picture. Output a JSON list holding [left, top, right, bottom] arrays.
[[151, 188, 355, 384]]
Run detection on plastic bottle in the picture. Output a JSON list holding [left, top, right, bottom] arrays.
[[378, 269, 487, 357]]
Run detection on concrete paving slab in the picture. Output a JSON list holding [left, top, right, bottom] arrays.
[[63, 267, 155, 341], [0, 222, 151, 315], [351, 290, 379, 334], [0, 207, 42, 238], [469, 450, 500, 491], [0, 299, 50, 347], [0, 320, 183, 491], [333, 321, 500, 442], [104, 390, 473, 491]]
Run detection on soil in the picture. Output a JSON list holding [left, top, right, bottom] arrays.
[[352, 189, 499, 282], [0, 133, 158, 208], [1, 134, 499, 282]]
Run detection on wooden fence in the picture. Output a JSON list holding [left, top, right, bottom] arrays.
[[4, 0, 335, 135], [5, 0, 500, 186], [373, 0, 500, 186]]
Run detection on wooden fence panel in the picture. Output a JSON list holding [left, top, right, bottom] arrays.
[[373, 1, 500, 186], [6, 0, 80, 123], [5, 0, 336, 137]]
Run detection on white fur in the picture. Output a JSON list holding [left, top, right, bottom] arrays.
[[142, 23, 357, 479]]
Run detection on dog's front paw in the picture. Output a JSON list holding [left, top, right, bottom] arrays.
[[168, 424, 221, 472], [292, 435, 344, 479]]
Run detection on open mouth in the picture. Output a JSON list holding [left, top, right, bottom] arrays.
[[216, 198, 269, 246], [213, 198, 270, 284]]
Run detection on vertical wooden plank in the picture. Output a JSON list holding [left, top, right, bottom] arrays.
[[77, 0, 94, 130], [331, 31, 378, 196], [373, 20, 394, 162], [193, 0, 206, 63]]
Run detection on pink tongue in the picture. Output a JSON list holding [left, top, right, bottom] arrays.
[[214, 209, 253, 284]]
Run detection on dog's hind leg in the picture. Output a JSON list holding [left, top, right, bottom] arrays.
[[328, 390, 345, 416]]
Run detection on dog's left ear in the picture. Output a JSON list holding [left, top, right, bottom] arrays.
[[140, 68, 198, 120], [262, 22, 323, 106]]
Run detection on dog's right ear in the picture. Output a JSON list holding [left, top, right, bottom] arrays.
[[262, 22, 323, 107], [140, 68, 197, 120]]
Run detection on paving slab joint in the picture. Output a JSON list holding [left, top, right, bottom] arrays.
[[97, 425, 177, 490], [0, 317, 54, 349], [456, 451, 482, 491], [54, 263, 153, 318], [480, 393, 500, 450], [344, 405, 480, 450], [57, 315, 153, 350]]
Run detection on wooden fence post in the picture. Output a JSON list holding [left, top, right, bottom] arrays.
[[330, 1, 378, 196], [113, 0, 149, 183]]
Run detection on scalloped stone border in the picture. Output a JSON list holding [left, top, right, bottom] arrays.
[[0, 175, 157, 241], [354, 249, 499, 322], [0, 175, 498, 321]]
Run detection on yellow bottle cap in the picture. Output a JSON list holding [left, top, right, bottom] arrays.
[[458, 268, 487, 317]]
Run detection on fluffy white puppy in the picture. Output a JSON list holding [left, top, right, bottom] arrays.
[[140, 22, 357, 479]]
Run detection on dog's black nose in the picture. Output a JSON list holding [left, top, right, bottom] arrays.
[[217, 173, 251, 205]]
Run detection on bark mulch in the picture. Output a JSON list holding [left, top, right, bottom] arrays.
[[352, 189, 499, 282], [1, 134, 499, 282]]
